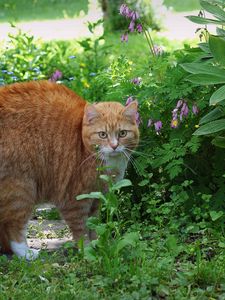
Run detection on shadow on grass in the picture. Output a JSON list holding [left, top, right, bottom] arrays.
[[0, 0, 89, 23]]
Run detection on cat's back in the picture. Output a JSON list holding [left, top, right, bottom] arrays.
[[0, 80, 86, 121]]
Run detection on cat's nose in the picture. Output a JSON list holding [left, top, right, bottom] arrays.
[[110, 142, 118, 150]]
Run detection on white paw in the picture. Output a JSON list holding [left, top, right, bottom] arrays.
[[24, 248, 40, 261], [10, 241, 40, 260]]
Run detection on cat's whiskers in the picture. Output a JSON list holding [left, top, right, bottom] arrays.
[[79, 152, 97, 169], [122, 149, 142, 176], [124, 146, 151, 158]]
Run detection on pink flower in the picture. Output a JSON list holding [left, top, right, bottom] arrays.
[[49, 70, 62, 82], [121, 33, 128, 42], [154, 121, 162, 132], [136, 24, 143, 33]]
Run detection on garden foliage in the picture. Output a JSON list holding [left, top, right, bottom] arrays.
[[1, 1, 225, 298]]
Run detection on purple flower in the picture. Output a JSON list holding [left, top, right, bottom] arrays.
[[50, 70, 62, 82], [121, 33, 128, 42], [180, 102, 189, 121], [130, 11, 139, 21], [119, 4, 131, 18], [176, 99, 183, 109], [126, 96, 134, 106], [147, 119, 153, 128], [131, 77, 141, 85], [192, 104, 199, 115], [119, 4, 127, 16], [136, 23, 143, 33], [171, 119, 179, 129], [128, 20, 135, 32], [154, 121, 162, 132], [172, 108, 178, 120]]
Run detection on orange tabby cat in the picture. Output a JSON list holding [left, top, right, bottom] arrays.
[[0, 80, 139, 259]]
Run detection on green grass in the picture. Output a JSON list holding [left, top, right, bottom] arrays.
[[163, 0, 201, 12], [1, 228, 225, 299], [0, 0, 88, 23]]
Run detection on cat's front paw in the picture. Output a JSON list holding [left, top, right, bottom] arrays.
[[10, 241, 40, 260], [24, 248, 40, 260]]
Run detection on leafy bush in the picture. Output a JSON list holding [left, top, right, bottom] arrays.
[[182, 0, 225, 147]]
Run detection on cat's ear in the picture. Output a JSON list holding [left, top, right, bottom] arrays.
[[84, 104, 100, 123], [123, 101, 138, 121]]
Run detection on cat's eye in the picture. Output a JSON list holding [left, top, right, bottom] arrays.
[[98, 131, 108, 139], [119, 130, 127, 138]]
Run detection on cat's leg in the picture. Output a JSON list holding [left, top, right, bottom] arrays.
[[88, 199, 99, 241], [0, 178, 39, 260], [7, 222, 39, 260], [59, 199, 93, 243]]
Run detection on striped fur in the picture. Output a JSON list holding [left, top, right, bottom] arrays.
[[0, 80, 139, 256]]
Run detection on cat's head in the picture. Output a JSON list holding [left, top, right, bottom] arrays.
[[82, 101, 139, 159]]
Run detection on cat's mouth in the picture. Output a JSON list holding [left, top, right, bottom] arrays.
[[108, 151, 122, 157]]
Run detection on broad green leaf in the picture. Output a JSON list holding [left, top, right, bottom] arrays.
[[116, 232, 139, 253], [200, 0, 225, 21], [181, 63, 225, 76], [217, 27, 225, 37], [200, 107, 225, 124], [76, 192, 106, 201], [84, 246, 97, 262], [193, 119, 225, 135], [186, 73, 225, 85], [212, 136, 225, 148], [111, 179, 132, 191], [210, 85, 225, 105], [209, 210, 224, 221], [199, 42, 210, 53], [209, 35, 225, 66], [99, 174, 110, 182], [186, 16, 224, 25]]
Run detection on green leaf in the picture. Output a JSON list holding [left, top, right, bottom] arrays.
[[200, 107, 225, 124], [116, 232, 139, 253], [138, 179, 149, 186], [99, 174, 110, 182], [209, 35, 225, 66], [76, 192, 106, 201], [216, 27, 225, 37], [212, 136, 225, 148], [200, 0, 225, 21], [111, 179, 132, 191], [209, 210, 224, 221], [199, 42, 210, 53], [84, 246, 98, 262], [210, 85, 225, 105], [181, 63, 225, 76], [186, 73, 225, 85], [186, 15, 224, 25], [193, 119, 225, 135]]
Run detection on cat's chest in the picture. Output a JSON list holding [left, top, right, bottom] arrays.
[[104, 154, 128, 181]]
